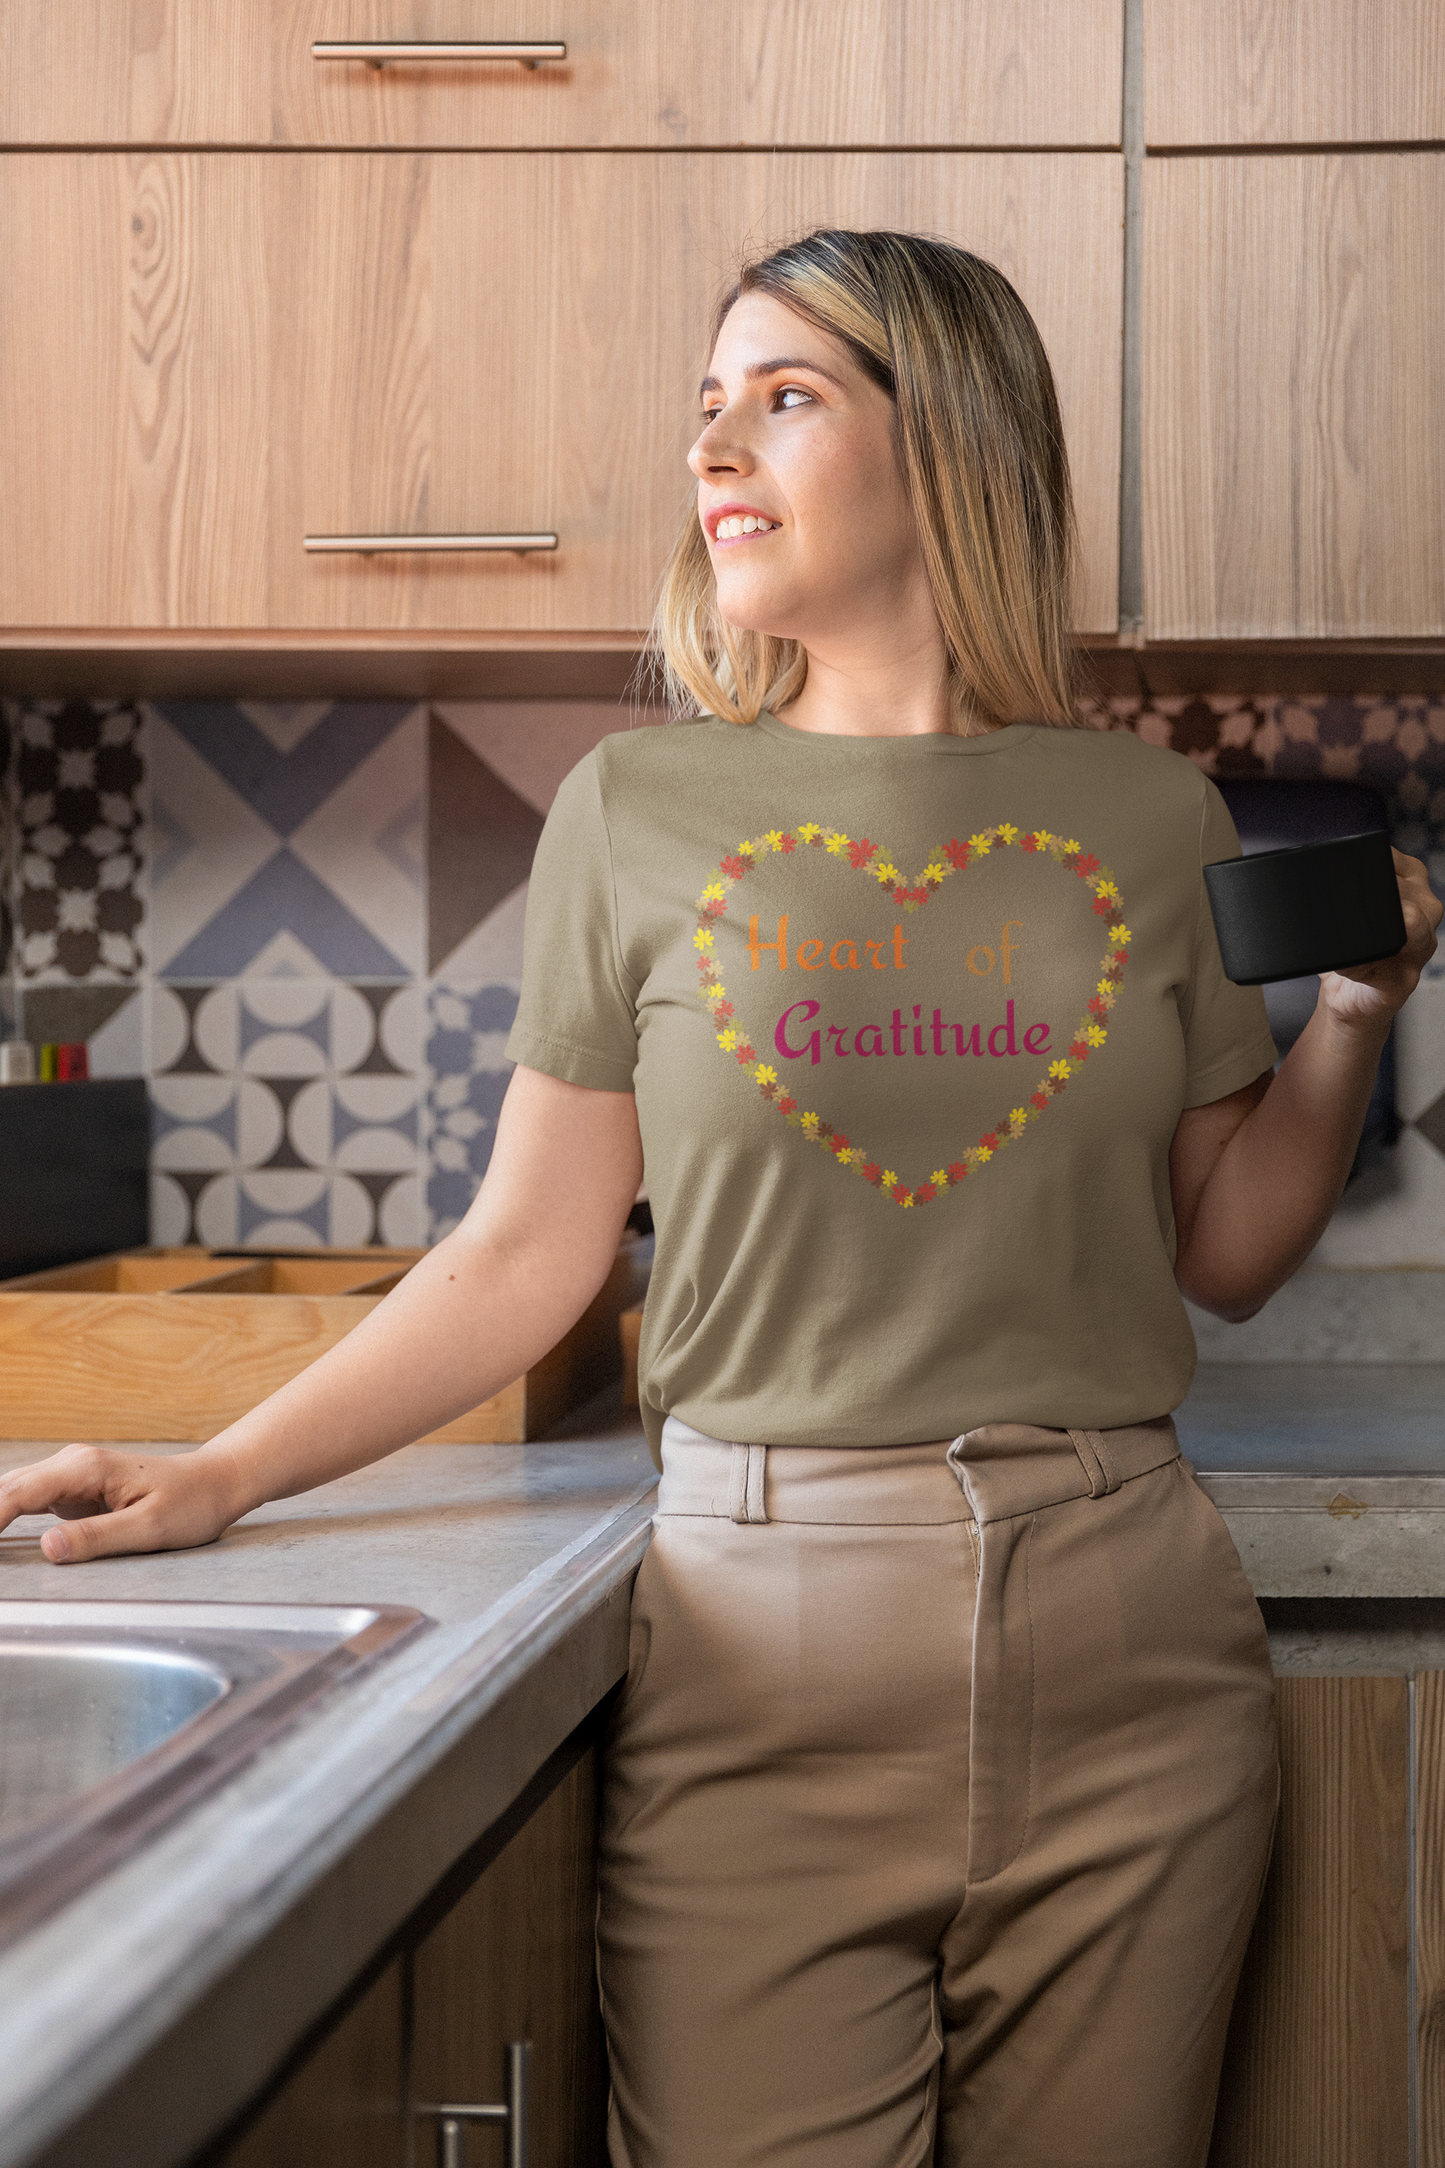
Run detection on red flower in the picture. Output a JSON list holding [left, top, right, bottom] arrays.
[[1070, 1040, 1089, 1060], [891, 886, 909, 904], [1031, 1091, 1049, 1110], [715, 1000, 734, 1020], [863, 1162, 882, 1184], [916, 1184, 935, 1204], [1075, 853, 1100, 876], [703, 896, 727, 918], [720, 854, 746, 879], [847, 837, 877, 869], [979, 1132, 998, 1151], [779, 833, 796, 854], [1092, 897, 1113, 917], [830, 1135, 852, 1156], [734, 1044, 754, 1064], [944, 838, 971, 868], [948, 1161, 969, 1182], [896, 1189, 912, 1207], [1088, 996, 1108, 1018], [1020, 834, 1039, 853], [778, 1096, 795, 1114]]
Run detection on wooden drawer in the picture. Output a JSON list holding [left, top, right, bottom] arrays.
[[0, 1242, 637, 1442], [0, 149, 1123, 638], [2, 1, 1121, 150]]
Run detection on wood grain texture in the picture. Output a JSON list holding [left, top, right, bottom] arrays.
[[1145, 0, 1445, 147], [1418, 1673, 1445, 2166], [2, 1, 1121, 149], [0, 1244, 631, 1443], [1143, 154, 1445, 639], [410, 1747, 608, 2168], [1209, 1675, 1410, 2168], [220, 1958, 406, 2168], [1, 151, 1118, 637]]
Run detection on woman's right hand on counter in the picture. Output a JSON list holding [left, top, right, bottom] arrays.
[[0, 1441, 250, 1563], [0, 1067, 644, 1563]]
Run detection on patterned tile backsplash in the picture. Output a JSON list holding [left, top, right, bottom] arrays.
[[1, 691, 1444, 1259]]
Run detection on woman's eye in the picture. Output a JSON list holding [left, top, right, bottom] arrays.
[[777, 387, 811, 409], [701, 408, 722, 427]]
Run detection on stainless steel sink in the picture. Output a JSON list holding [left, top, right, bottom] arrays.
[[0, 1601, 429, 1946]]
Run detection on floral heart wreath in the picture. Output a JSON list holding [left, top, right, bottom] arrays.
[[693, 822, 1131, 1208]]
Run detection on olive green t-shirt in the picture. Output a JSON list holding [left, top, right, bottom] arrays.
[[506, 712, 1276, 1464]]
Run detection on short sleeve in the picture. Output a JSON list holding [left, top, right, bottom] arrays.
[[1177, 782, 1280, 1108], [504, 753, 640, 1091]]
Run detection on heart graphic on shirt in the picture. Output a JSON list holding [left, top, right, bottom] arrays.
[[694, 820, 1130, 1208]]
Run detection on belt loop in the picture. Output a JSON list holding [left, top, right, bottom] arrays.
[[1068, 1428, 1119, 1498], [728, 1442, 768, 1524]]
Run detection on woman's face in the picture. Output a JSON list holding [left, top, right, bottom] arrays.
[[689, 292, 930, 654]]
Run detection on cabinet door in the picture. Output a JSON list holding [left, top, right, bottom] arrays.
[[410, 1747, 609, 2168], [1143, 153, 1445, 640], [218, 1959, 406, 2168], [1144, 0, 1445, 147], [1209, 1676, 1410, 2168], [0, 151, 1121, 638], [2, 1, 1121, 150], [1416, 1672, 1445, 2167]]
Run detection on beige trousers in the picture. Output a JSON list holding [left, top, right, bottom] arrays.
[[598, 1416, 1279, 2168]]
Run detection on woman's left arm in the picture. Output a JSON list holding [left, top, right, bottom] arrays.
[[1171, 848, 1442, 1321]]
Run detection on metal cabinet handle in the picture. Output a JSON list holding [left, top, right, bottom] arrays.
[[312, 40, 565, 69], [416, 2040, 531, 2168], [303, 532, 558, 555]]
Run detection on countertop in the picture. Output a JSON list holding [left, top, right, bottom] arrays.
[[0, 1400, 657, 2168], [4, 1358, 1445, 2166]]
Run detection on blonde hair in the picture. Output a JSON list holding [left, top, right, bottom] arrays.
[[652, 228, 1082, 733]]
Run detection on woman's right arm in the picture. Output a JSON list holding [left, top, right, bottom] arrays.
[[0, 1067, 643, 1564]]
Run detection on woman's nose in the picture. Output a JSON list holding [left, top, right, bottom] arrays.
[[688, 413, 754, 481]]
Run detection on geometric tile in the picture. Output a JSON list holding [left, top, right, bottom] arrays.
[[12, 698, 145, 982], [289, 707, 424, 974], [147, 712, 279, 974], [156, 701, 409, 837], [427, 714, 544, 972], [424, 981, 519, 1239], [1415, 1085, 1445, 1159], [429, 882, 529, 997], [159, 850, 411, 980]]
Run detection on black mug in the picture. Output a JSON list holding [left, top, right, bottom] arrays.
[[1204, 830, 1405, 986]]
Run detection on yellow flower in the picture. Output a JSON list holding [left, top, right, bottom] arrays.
[[1108, 924, 1132, 946], [754, 1063, 777, 1086], [1095, 980, 1116, 1000], [881, 1169, 898, 1188], [900, 1193, 915, 1207], [836, 1147, 857, 1165], [1096, 879, 1120, 901], [1034, 828, 1055, 849], [825, 831, 850, 856], [798, 823, 821, 841], [923, 861, 946, 883], [1085, 1025, 1107, 1047], [875, 860, 900, 884], [968, 832, 993, 855], [701, 880, 727, 901], [703, 985, 725, 1008], [976, 1145, 994, 1163], [738, 840, 755, 857], [693, 928, 714, 950], [997, 823, 1019, 845], [1010, 1108, 1029, 1126], [763, 830, 784, 852], [717, 1029, 739, 1051], [1048, 1059, 1072, 1080], [931, 1168, 949, 1187], [801, 1111, 819, 1133], [1064, 839, 1082, 854]]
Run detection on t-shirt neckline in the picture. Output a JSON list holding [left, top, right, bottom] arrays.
[[752, 710, 1043, 758]]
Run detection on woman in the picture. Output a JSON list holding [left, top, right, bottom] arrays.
[[1, 230, 1438, 2167]]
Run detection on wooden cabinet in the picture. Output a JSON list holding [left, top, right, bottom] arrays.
[[0, 150, 1123, 641], [1210, 1677, 1411, 2167], [2, 1, 1122, 150], [1144, 0, 1445, 148], [1142, 152, 1445, 641], [216, 1738, 607, 2168]]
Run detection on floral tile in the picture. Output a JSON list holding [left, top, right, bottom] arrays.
[[424, 982, 519, 1239], [9, 699, 145, 982]]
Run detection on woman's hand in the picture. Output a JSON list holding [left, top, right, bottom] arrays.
[[0, 1442, 249, 1564], [1319, 847, 1442, 1028]]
